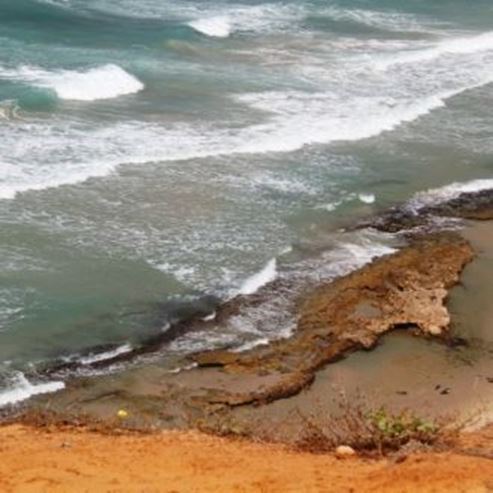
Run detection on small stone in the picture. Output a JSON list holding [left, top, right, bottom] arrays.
[[335, 445, 356, 458], [427, 325, 442, 336]]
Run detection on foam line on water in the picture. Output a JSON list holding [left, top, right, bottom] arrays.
[[3, 26, 493, 200], [376, 31, 493, 69], [321, 6, 440, 33], [187, 3, 303, 37], [408, 179, 493, 212], [189, 16, 232, 38], [0, 372, 65, 407], [78, 343, 133, 365], [0, 87, 483, 201], [238, 258, 277, 295], [0, 82, 489, 202]]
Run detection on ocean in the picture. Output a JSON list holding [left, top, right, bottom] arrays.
[[1, 0, 493, 404]]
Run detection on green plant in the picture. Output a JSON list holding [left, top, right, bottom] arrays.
[[295, 404, 448, 456], [369, 407, 438, 440]]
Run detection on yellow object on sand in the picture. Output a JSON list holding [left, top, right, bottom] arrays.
[[117, 409, 129, 419]]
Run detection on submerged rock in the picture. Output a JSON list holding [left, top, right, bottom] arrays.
[[368, 188, 493, 233]]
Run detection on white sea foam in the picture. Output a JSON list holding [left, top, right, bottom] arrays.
[[0, 372, 65, 407], [187, 3, 302, 38], [232, 337, 270, 353], [376, 31, 493, 69], [2, 24, 493, 201], [359, 193, 376, 204], [301, 239, 397, 285], [0, 64, 143, 101], [408, 179, 493, 212], [155, 262, 197, 286], [279, 245, 293, 256], [245, 173, 318, 195], [0, 288, 29, 330], [168, 362, 198, 374], [239, 258, 277, 295], [0, 84, 489, 202], [168, 330, 240, 353], [315, 197, 349, 212], [0, 99, 21, 121], [78, 343, 133, 365], [189, 16, 232, 38], [322, 6, 441, 33], [201, 311, 216, 322], [235, 91, 451, 150], [0, 86, 483, 201]]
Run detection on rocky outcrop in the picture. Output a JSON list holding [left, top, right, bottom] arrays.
[[368, 189, 493, 233], [298, 233, 472, 341], [26, 231, 475, 424], [189, 233, 473, 407]]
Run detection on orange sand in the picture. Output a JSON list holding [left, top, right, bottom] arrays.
[[0, 425, 492, 492]]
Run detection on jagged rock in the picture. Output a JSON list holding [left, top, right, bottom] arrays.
[[368, 189, 493, 233], [299, 234, 472, 341], [189, 233, 473, 408]]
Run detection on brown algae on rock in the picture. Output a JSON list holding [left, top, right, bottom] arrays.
[[189, 233, 473, 407]]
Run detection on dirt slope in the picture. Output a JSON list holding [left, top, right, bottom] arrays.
[[0, 425, 492, 493]]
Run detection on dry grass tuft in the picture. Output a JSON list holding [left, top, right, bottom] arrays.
[[295, 403, 459, 456]]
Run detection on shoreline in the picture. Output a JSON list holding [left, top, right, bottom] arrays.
[[0, 187, 489, 436], [1, 186, 492, 492], [13, 185, 493, 378]]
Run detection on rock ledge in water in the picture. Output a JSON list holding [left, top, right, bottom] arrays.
[[190, 233, 474, 407]]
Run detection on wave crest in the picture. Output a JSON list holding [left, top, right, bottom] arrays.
[[409, 179, 493, 211], [187, 4, 302, 38], [0, 372, 64, 407], [189, 16, 232, 38], [239, 258, 277, 295], [1, 63, 144, 101]]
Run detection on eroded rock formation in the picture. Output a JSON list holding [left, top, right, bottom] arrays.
[[189, 233, 473, 407]]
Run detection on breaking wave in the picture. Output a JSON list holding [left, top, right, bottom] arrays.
[[409, 178, 493, 211], [0, 64, 144, 101], [239, 258, 277, 295], [189, 16, 232, 38], [0, 372, 65, 408]]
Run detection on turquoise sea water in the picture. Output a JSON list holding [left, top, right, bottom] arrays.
[[1, 0, 493, 403]]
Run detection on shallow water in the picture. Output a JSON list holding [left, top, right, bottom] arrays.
[[1, 0, 493, 402]]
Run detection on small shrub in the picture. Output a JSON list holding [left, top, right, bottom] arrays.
[[296, 404, 451, 456]]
